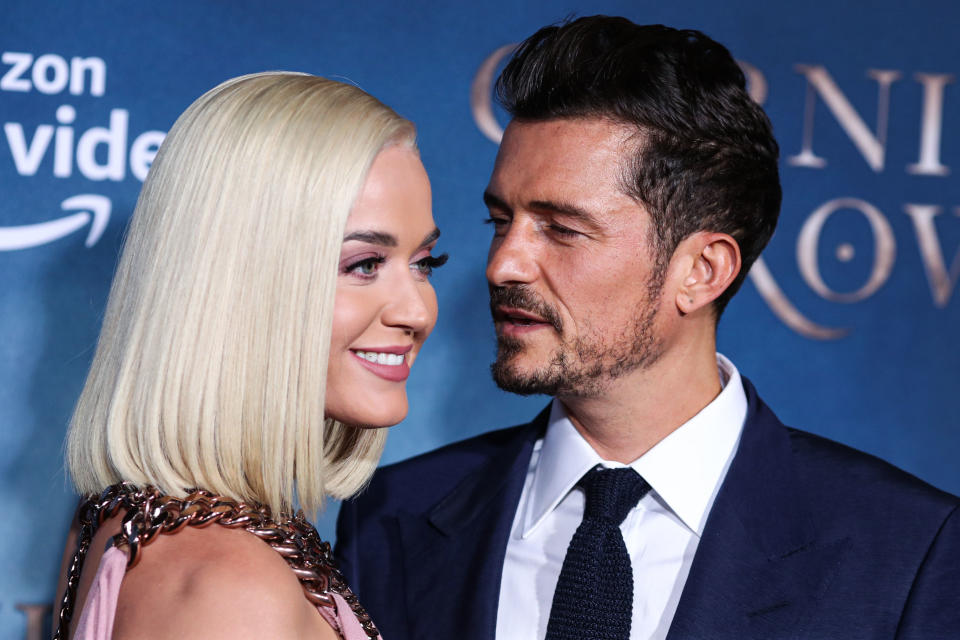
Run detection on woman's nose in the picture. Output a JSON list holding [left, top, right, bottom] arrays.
[[381, 275, 435, 334]]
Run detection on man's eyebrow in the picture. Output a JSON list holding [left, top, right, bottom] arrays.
[[483, 190, 510, 213], [484, 190, 601, 226], [528, 199, 601, 225], [342, 231, 397, 246], [483, 190, 599, 226]]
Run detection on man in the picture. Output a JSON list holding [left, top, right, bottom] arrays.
[[336, 17, 959, 640]]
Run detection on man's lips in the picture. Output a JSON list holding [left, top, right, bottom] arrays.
[[494, 306, 550, 323], [494, 306, 554, 335], [489, 286, 562, 332]]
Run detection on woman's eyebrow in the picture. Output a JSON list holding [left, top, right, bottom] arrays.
[[343, 228, 440, 248], [342, 230, 397, 246], [419, 227, 440, 248]]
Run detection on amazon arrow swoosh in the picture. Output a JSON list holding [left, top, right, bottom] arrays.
[[0, 194, 112, 251]]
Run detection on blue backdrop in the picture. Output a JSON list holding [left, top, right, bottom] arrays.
[[2, 1, 958, 637]]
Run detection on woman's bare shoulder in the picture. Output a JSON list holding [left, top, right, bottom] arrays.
[[112, 524, 338, 639]]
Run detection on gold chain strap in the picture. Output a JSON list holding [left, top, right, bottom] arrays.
[[53, 482, 380, 639]]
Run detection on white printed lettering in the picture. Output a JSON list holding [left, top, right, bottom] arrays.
[[738, 60, 768, 105], [31, 53, 69, 94], [470, 43, 517, 144], [789, 65, 901, 172], [69, 55, 106, 96], [4, 122, 54, 175], [53, 104, 76, 177], [907, 73, 954, 177], [130, 130, 165, 180], [76, 108, 128, 181], [903, 204, 960, 307], [0, 51, 33, 91], [747, 258, 847, 340], [797, 198, 896, 302]]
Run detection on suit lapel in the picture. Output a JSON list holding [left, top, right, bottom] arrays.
[[398, 408, 548, 640], [667, 379, 849, 638]]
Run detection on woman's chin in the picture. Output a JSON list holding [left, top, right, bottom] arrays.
[[327, 405, 408, 429]]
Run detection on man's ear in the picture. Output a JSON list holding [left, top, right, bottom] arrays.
[[672, 232, 741, 315]]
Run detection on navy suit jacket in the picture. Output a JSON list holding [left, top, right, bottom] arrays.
[[336, 379, 960, 639]]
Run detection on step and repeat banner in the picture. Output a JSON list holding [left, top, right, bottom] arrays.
[[2, 0, 957, 637]]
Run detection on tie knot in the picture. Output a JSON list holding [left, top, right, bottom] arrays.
[[578, 467, 650, 525]]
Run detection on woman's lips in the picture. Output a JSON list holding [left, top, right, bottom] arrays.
[[351, 347, 412, 382]]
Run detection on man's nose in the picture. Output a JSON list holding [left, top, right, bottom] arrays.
[[486, 223, 539, 287]]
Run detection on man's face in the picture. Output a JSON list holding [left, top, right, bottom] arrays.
[[485, 118, 668, 398]]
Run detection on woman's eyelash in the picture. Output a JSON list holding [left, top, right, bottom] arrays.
[[414, 253, 449, 275], [343, 253, 448, 278]]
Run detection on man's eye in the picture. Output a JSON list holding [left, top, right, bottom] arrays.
[[549, 224, 580, 237], [484, 216, 510, 236]]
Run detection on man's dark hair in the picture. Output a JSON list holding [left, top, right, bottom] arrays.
[[496, 16, 781, 317]]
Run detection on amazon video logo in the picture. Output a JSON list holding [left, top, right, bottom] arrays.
[[1, 50, 166, 252]]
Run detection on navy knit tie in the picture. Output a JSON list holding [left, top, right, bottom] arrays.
[[545, 466, 651, 640]]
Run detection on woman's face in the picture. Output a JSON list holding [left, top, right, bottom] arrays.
[[325, 144, 443, 427]]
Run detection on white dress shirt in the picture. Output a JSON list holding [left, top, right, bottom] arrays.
[[495, 354, 747, 640]]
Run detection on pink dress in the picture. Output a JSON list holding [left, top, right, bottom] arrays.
[[73, 546, 376, 639]]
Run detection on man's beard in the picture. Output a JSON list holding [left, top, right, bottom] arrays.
[[489, 279, 665, 398]]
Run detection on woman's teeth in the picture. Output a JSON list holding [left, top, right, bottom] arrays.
[[354, 351, 405, 366]]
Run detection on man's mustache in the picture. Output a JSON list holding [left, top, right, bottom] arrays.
[[489, 285, 563, 333]]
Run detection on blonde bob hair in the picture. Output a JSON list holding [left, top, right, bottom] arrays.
[[67, 72, 415, 516]]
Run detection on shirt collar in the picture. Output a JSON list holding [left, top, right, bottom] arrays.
[[521, 353, 747, 538]]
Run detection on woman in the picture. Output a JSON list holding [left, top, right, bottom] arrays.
[[54, 72, 445, 639]]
